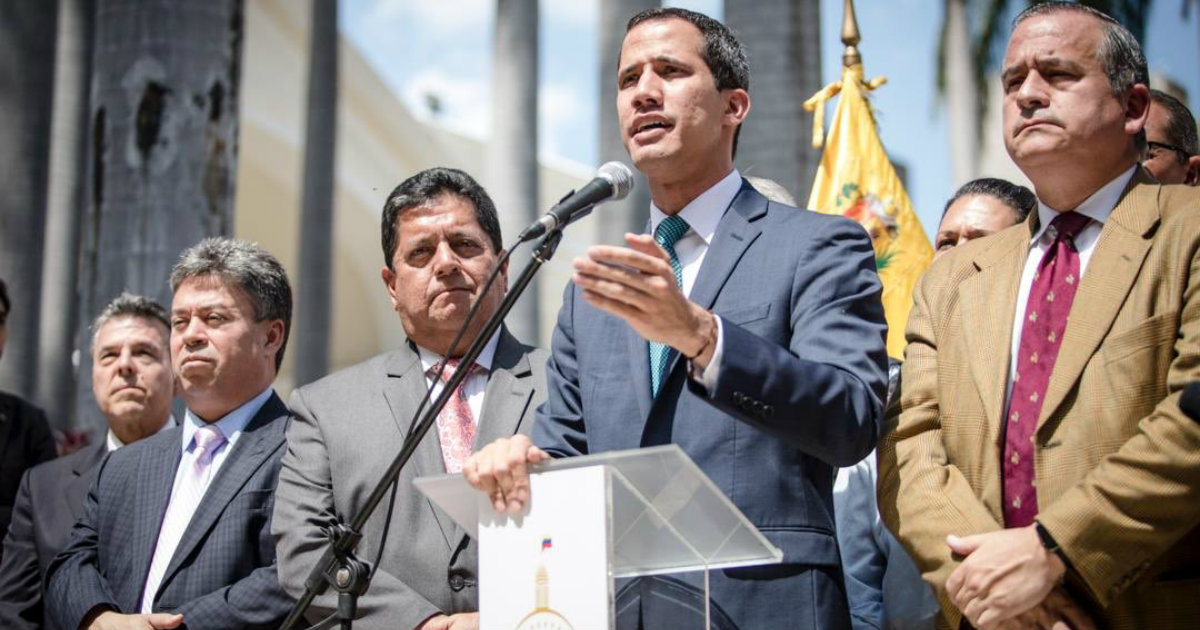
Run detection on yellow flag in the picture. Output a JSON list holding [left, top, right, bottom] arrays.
[[806, 64, 933, 359]]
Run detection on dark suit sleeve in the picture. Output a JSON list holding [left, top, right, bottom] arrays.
[[28, 406, 57, 466], [273, 388, 442, 630], [690, 217, 888, 466], [532, 280, 589, 458], [0, 402, 56, 543], [44, 457, 120, 630], [0, 470, 44, 630]]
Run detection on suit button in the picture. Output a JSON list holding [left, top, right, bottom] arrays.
[[449, 574, 466, 590], [733, 391, 746, 404], [762, 405, 774, 418]]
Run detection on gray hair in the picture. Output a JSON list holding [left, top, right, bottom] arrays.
[[90, 292, 170, 351], [170, 237, 293, 371], [746, 177, 797, 206], [1014, 2, 1149, 150]]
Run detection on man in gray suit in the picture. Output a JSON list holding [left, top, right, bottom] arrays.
[[466, 8, 887, 630], [0, 293, 176, 630], [273, 167, 549, 630], [46, 238, 295, 630]]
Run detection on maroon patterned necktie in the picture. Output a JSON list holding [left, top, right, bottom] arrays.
[[1003, 211, 1091, 527], [429, 358, 482, 474]]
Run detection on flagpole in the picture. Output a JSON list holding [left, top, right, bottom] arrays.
[[842, 0, 861, 67]]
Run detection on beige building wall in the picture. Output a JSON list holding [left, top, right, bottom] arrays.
[[235, 0, 593, 394]]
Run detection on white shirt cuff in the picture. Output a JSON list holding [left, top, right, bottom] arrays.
[[688, 315, 723, 392]]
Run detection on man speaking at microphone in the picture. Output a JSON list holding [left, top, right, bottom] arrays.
[[465, 7, 887, 630], [273, 167, 548, 630]]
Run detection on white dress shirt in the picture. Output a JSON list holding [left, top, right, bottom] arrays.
[[415, 330, 501, 425], [140, 389, 272, 613], [173, 387, 273, 492], [105, 415, 176, 452], [1006, 165, 1136, 398], [648, 168, 743, 390]]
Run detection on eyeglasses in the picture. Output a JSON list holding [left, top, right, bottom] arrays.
[[1146, 140, 1192, 163]]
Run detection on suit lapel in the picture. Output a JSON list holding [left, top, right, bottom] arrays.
[[959, 225, 1029, 437], [1037, 176, 1158, 430], [158, 394, 287, 587], [381, 344, 457, 549], [130, 431, 182, 606], [660, 182, 766, 387], [381, 345, 446, 479], [474, 330, 533, 448], [64, 443, 106, 522], [625, 318, 653, 421], [452, 330, 535, 544]]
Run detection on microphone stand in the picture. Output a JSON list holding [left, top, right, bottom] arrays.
[[280, 228, 566, 630]]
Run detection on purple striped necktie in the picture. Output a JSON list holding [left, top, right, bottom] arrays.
[[141, 424, 226, 612]]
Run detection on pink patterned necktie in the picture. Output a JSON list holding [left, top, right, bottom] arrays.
[[1003, 211, 1091, 528], [429, 359, 483, 474], [141, 424, 226, 612]]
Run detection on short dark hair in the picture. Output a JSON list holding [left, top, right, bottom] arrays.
[[1150, 89, 1199, 161], [1014, 2, 1149, 150], [0, 277, 8, 316], [943, 177, 1036, 224], [626, 7, 750, 159], [381, 167, 503, 270], [170, 238, 293, 372], [90, 292, 170, 350]]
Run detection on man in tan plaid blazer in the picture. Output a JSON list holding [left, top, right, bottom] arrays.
[[878, 4, 1200, 629]]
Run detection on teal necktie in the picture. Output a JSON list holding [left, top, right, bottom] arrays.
[[649, 215, 690, 396]]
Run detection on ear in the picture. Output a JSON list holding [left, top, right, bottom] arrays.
[[380, 266, 401, 311], [1186, 156, 1200, 187], [497, 250, 510, 286], [263, 319, 286, 357], [723, 88, 751, 128], [1123, 84, 1151, 137]]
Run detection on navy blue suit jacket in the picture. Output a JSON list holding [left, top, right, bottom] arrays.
[[45, 394, 294, 630], [533, 182, 889, 630]]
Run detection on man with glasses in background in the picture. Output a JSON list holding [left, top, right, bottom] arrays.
[[1143, 89, 1199, 185]]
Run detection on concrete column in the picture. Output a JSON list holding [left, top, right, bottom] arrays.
[[37, 0, 94, 428], [725, 0, 822, 204], [487, 0, 539, 344], [73, 0, 244, 435], [944, 0, 979, 186], [0, 2, 58, 400], [294, 0, 338, 387], [596, 0, 657, 244]]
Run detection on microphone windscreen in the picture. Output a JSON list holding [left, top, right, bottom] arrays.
[[597, 162, 635, 200]]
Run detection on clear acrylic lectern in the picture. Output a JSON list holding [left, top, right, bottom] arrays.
[[415, 445, 782, 629]]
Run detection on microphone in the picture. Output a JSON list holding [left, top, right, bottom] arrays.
[[518, 162, 635, 241]]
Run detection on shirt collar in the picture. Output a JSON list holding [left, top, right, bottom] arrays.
[[106, 414, 176, 452], [416, 328, 501, 376], [649, 169, 742, 246], [1032, 165, 1136, 243], [181, 387, 273, 453]]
